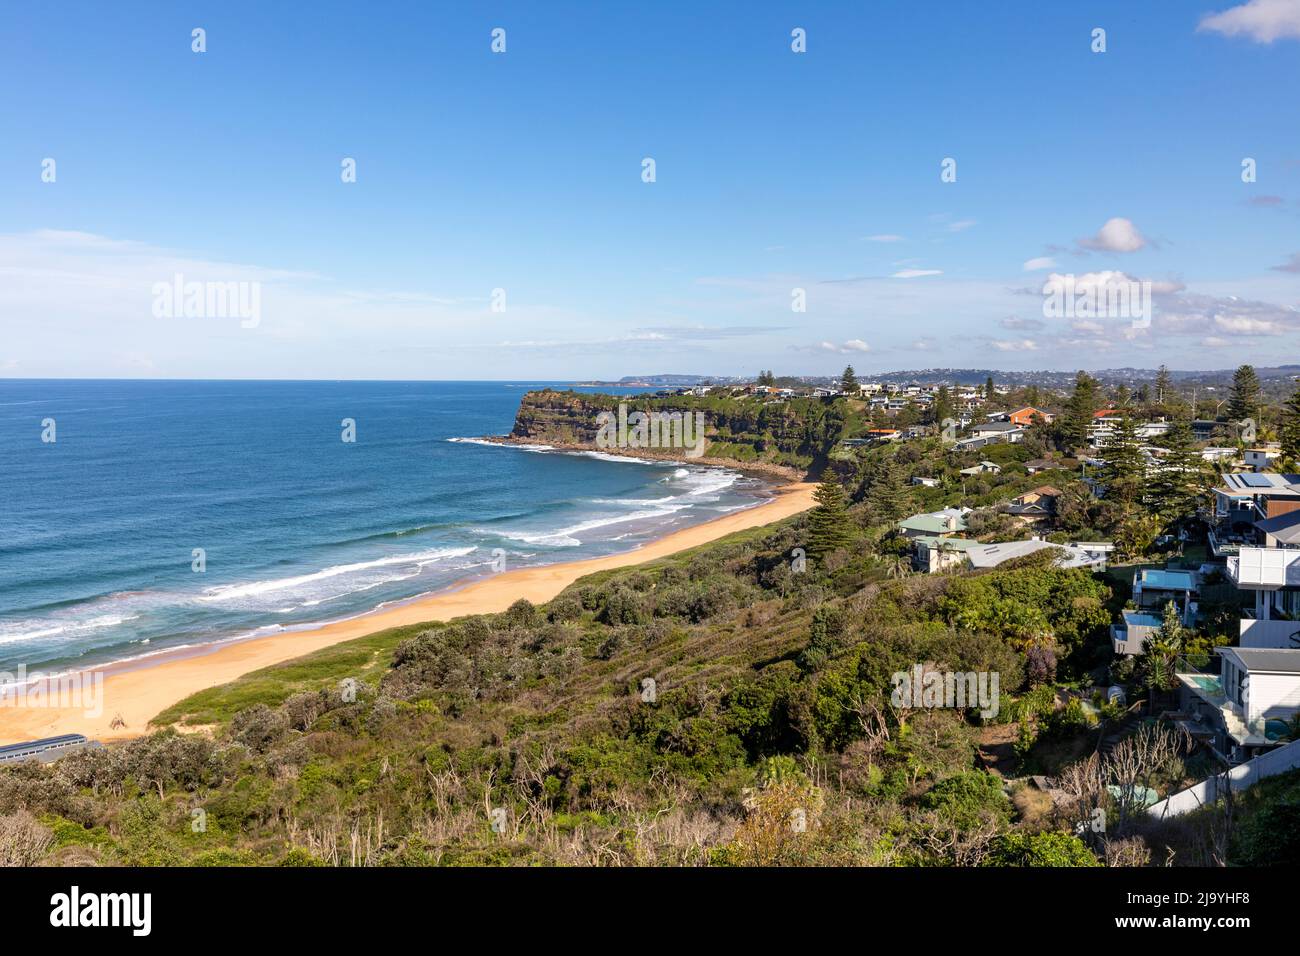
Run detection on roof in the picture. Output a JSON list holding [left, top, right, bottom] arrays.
[[912, 535, 978, 551], [1218, 472, 1300, 496], [900, 514, 966, 535], [1020, 485, 1062, 499], [966, 539, 1106, 570], [1137, 569, 1196, 590], [972, 421, 1018, 432], [1255, 510, 1300, 545], [1219, 647, 1300, 674], [1121, 610, 1163, 628]]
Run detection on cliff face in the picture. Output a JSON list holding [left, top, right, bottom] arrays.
[[506, 389, 852, 477]]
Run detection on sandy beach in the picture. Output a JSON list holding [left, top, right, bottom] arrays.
[[0, 481, 816, 746]]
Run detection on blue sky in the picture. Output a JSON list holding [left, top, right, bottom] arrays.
[[2, 0, 1299, 380]]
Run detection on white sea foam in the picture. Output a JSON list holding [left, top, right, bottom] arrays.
[[199, 547, 477, 604], [446, 437, 554, 452], [0, 613, 142, 648], [484, 504, 692, 547]]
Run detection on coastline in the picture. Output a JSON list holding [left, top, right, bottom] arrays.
[[0, 481, 817, 746], [484, 435, 808, 483]]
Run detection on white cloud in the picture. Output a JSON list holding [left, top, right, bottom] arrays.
[[816, 339, 871, 354], [1078, 217, 1147, 253], [891, 268, 943, 279], [1199, 0, 1300, 43], [947, 219, 977, 233], [864, 234, 905, 242], [1023, 256, 1057, 271], [991, 339, 1038, 352], [1000, 316, 1045, 331]]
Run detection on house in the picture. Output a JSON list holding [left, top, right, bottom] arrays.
[[965, 538, 1109, 571], [911, 534, 978, 573], [1214, 472, 1300, 525], [959, 460, 1001, 477], [1004, 486, 1061, 525], [969, 421, 1024, 442], [1135, 421, 1171, 440], [1245, 445, 1282, 472], [1177, 647, 1300, 760], [1112, 610, 1165, 657], [1132, 568, 1198, 619], [865, 427, 902, 442], [898, 507, 969, 539], [1227, 547, 1300, 648], [911, 476, 940, 488], [1254, 511, 1300, 550], [1024, 458, 1059, 475], [1192, 419, 1227, 442], [1008, 406, 1054, 427]]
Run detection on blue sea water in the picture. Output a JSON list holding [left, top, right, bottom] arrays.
[[0, 380, 770, 676]]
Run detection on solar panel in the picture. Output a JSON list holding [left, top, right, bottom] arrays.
[[1241, 473, 1272, 488]]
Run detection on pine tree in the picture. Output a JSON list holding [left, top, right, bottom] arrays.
[[807, 473, 851, 557], [985, 375, 995, 400], [865, 456, 908, 525], [933, 385, 953, 426], [841, 366, 858, 393], [1150, 418, 1209, 527], [1099, 410, 1144, 514], [1227, 364, 1260, 422], [1282, 379, 1300, 468], [1061, 371, 1100, 451], [1154, 365, 1173, 407]]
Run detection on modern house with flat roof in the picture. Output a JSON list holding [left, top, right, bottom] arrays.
[[1132, 568, 1198, 617], [1112, 610, 1164, 657], [1214, 471, 1300, 525], [1227, 546, 1300, 649], [1177, 647, 1300, 760], [1253, 510, 1300, 549]]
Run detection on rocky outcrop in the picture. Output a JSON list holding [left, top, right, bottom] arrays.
[[501, 389, 850, 479]]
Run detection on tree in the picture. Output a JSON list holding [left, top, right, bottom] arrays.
[[1098, 410, 1144, 514], [933, 385, 953, 426], [807, 473, 851, 557], [1061, 371, 1100, 451], [841, 366, 858, 393], [1227, 364, 1260, 423], [756, 369, 776, 386], [865, 456, 908, 525], [1281, 379, 1300, 468], [1150, 418, 1210, 527], [1154, 365, 1173, 407], [985, 375, 995, 401]]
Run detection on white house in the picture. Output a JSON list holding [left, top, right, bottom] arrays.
[[1227, 547, 1300, 648], [1178, 647, 1300, 760]]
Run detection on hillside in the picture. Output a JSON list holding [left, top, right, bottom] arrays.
[[0, 441, 1142, 868], [507, 388, 861, 475]]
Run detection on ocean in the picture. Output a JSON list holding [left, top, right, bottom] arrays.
[[0, 380, 771, 677]]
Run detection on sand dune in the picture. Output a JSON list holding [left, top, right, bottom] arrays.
[[0, 482, 816, 746]]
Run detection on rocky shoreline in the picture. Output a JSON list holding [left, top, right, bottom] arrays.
[[480, 434, 809, 483]]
